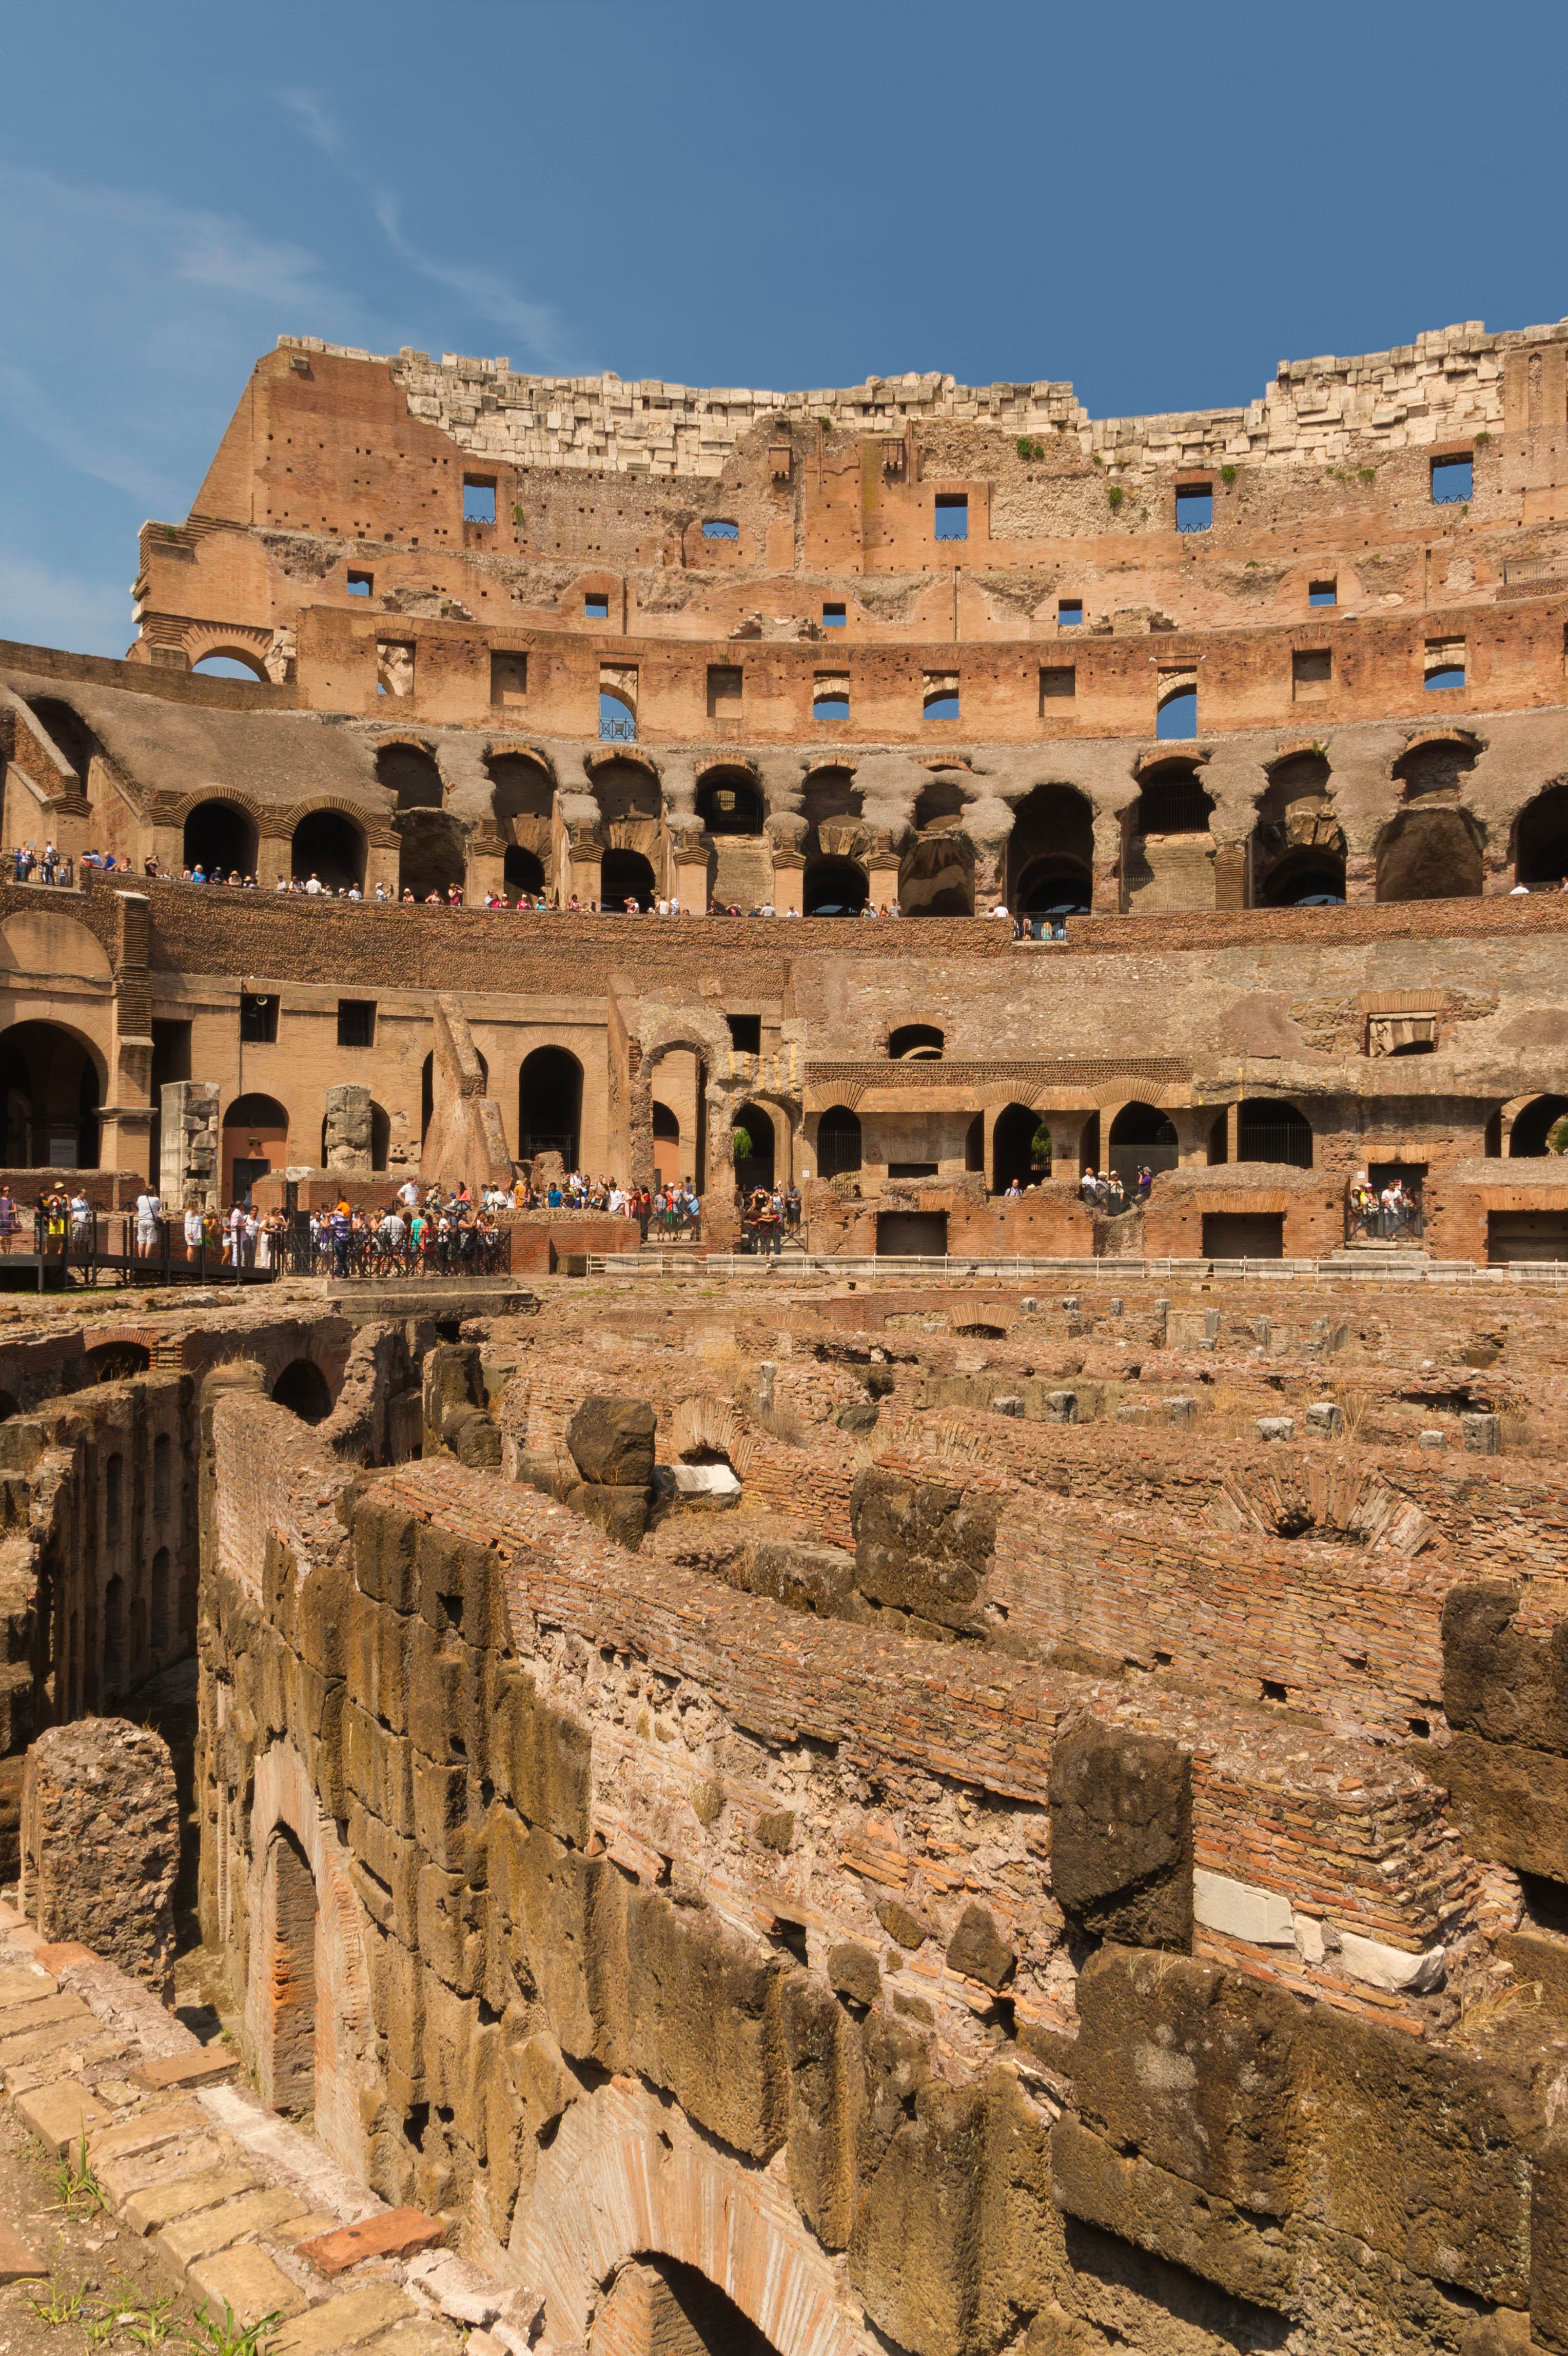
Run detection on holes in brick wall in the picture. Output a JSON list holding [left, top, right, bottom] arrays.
[[1260, 1678, 1288, 1703]]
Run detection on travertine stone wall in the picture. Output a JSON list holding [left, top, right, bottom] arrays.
[[19, 1717, 179, 1994]]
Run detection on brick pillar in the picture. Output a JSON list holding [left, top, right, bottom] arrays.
[[675, 847, 711, 914], [772, 852, 805, 917]]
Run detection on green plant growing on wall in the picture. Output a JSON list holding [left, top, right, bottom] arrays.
[[1358, 466, 1377, 484], [1030, 1125, 1053, 1167], [1548, 1116, 1568, 1155], [1016, 437, 1046, 461], [1220, 464, 1238, 485], [1474, 429, 1492, 446], [732, 1126, 754, 1162], [1106, 484, 1125, 512]]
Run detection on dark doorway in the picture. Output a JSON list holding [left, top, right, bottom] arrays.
[[182, 800, 258, 880], [1108, 1101, 1179, 1191], [804, 859, 867, 917], [992, 1102, 1048, 1194], [815, 1105, 862, 1179], [504, 846, 545, 896], [291, 810, 365, 893], [271, 1360, 334, 1423], [1203, 1212, 1285, 1260], [1510, 1096, 1568, 1157], [397, 810, 465, 902], [520, 1046, 583, 1165], [1237, 1100, 1314, 1168], [877, 1210, 948, 1256], [0, 1022, 102, 1167], [601, 849, 657, 911]]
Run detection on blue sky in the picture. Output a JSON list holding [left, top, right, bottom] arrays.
[[2, 0, 1563, 659]]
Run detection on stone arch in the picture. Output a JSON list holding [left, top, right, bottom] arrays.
[[183, 624, 274, 679], [179, 794, 262, 880], [0, 1018, 107, 1168], [521, 1045, 584, 1167], [589, 752, 662, 827], [245, 1743, 376, 2175], [1210, 1461, 1435, 1555], [513, 2079, 863, 2356], [696, 765, 765, 837], [1007, 782, 1095, 913], [376, 740, 444, 810], [1252, 753, 1344, 904], [1376, 806, 1483, 902], [899, 831, 974, 916], [812, 1104, 863, 1180], [992, 1102, 1046, 1194], [1394, 732, 1478, 800], [1507, 1094, 1568, 1157], [633, 1007, 735, 1192], [1514, 782, 1568, 888], [486, 750, 555, 835], [803, 857, 867, 917], [1108, 1100, 1179, 1187], [602, 848, 658, 911], [270, 1359, 335, 1422], [397, 808, 466, 901], [290, 806, 367, 893], [669, 1397, 758, 1473]]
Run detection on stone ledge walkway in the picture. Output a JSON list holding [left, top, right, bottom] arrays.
[[0, 1901, 547, 2356]]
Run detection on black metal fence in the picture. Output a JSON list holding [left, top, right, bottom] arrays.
[[0, 1201, 514, 1289], [281, 1218, 513, 1281]]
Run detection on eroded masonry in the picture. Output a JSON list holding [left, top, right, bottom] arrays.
[[4, 317, 1568, 2356]]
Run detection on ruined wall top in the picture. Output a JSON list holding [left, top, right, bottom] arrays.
[[280, 317, 1568, 480]]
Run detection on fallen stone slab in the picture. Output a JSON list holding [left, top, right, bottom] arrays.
[[189, 2243, 309, 2328], [0, 2218, 48, 2285], [133, 2047, 241, 2093], [271, 2282, 420, 2356], [158, 2184, 317, 2267]]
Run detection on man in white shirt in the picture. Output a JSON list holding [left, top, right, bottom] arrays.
[[134, 1185, 162, 1256], [398, 1177, 419, 1210], [304, 873, 324, 896]]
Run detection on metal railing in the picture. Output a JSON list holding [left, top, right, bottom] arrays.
[[582, 1249, 1568, 1288], [281, 1219, 513, 1281]]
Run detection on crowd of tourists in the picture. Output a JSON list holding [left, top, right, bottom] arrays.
[[1077, 1166, 1153, 1215], [1348, 1172, 1422, 1241], [737, 1185, 802, 1254]]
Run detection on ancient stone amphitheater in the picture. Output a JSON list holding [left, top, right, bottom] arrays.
[[2, 321, 1568, 2356]]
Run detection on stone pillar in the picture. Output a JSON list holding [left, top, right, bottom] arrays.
[[675, 846, 711, 915], [867, 854, 902, 912], [1043, 1109, 1095, 1172], [1171, 1105, 1220, 1167], [772, 852, 806, 916], [365, 841, 399, 901], [324, 1084, 373, 1172], [258, 831, 292, 889], [1213, 841, 1247, 910], [567, 842, 603, 909], [160, 1079, 219, 1206], [19, 1721, 179, 1997]]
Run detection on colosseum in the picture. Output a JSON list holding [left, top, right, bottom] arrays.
[[1, 318, 1567, 2356]]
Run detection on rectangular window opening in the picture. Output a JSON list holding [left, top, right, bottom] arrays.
[[1308, 579, 1337, 606], [934, 493, 969, 542], [707, 665, 744, 718], [1431, 456, 1473, 505], [346, 571, 373, 598], [923, 671, 961, 720], [463, 478, 497, 524], [701, 519, 739, 540], [337, 999, 376, 1048], [1175, 484, 1213, 533], [585, 592, 610, 619], [821, 602, 847, 628], [1040, 666, 1076, 707], [1292, 648, 1332, 702], [1425, 638, 1466, 692], [239, 994, 279, 1044], [814, 672, 850, 721], [727, 1013, 762, 1054], [1057, 599, 1083, 626], [490, 651, 528, 706]]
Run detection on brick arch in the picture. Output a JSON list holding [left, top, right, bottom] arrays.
[[514, 2078, 866, 2356], [279, 796, 399, 851], [484, 737, 557, 778], [584, 742, 662, 782], [1133, 743, 1210, 780], [245, 1741, 377, 2178], [182, 624, 273, 678], [1209, 1461, 1437, 1555], [168, 785, 264, 823]]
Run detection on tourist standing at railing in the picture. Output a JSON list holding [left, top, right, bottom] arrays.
[[44, 1189, 67, 1255], [0, 1186, 16, 1255], [69, 1189, 90, 1247]]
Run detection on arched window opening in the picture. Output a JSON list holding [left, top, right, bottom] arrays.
[[1237, 1098, 1314, 1168], [182, 800, 258, 881], [804, 858, 867, 917], [593, 759, 660, 827], [1137, 763, 1213, 835], [900, 831, 974, 916], [732, 1103, 775, 1193], [888, 1025, 944, 1060], [697, 774, 764, 836], [1515, 784, 1568, 889], [130, 1592, 147, 1676], [222, 1092, 289, 1208], [106, 1453, 123, 1546], [397, 809, 465, 902], [815, 1105, 863, 1180], [520, 1047, 582, 1166], [271, 1360, 334, 1423], [914, 776, 967, 830], [801, 767, 863, 831], [1376, 809, 1483, 902], [504, 846, 545, 896], [601, 849, 657, 911], [290, 810, 365, 894], [83, 1341, 150, 1383], [486, 753, 554, 832], [152, 1432, 171, 1518], [150, 1548, 171, 1654], [992, 1102, 1049, 1194], [103, 1574, 125, 1696], [1258, 848, 1346, 906], [1395, 739, 1475, 800], [1015, 857, 1092, 930], [1107, 1102, 1179, 1191], [1156, 688, 1198, 741], [0, 1022, 104, 1169], [192, 651, 267, 682], [376, 743, 444, 810], [599, 690, 637, 743], [266, 1826, 319, 2122], [1007, 785, 1095, 915], [1508, 1095, 1568, 1157], [369, 1104, 390, 1173]]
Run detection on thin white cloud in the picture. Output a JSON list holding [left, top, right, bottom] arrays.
[[0, 554, 127, 647]]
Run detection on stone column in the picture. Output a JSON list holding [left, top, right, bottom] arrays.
[[1042, 1109, 1095, 1172], [867, 853, 902, 912], [772, 851, 806, 916], [324, 1084, 373, 1173], [160, 1079, 219, 1206], [675, 846, 711, 914], [1171, 1105, 1220, 1166]]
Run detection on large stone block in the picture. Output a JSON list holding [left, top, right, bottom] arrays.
[[622, 1886, 786, 2160], [563, 1481, 648, 1548], [782, 1971, 859, 2249], [1047, 1719, 1192, 1950], [1430, 1731, 1568, 1881], [1443, 1583, 1568, 1755], [1071, 1949, 1298, 2215], [1049, 2118, 1295, 2313], [355, 1500, 419, 1615], [564, 1396, 656, 1488], [850, 1467, 996, 1633], [20, 1720, 179, 1997], [493, 1667, 591, 1848], [749, 1540, 859, 1621]]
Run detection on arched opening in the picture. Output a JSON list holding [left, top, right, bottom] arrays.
[[591, 2255, 777, 2356], [83, 1341, 150, 1383], [732, 1102, 775, 1192], [1258, 847, 1346, 906], [601, 849, 657, 911], [1395, 738, 1475, 800], [1515, 784, 1568, 889], [1156, 686, 1199, 741], [192, 650, 267, 682], [421, 1053, 434, 1147], [1007, 784, 1095, 917], [182, 799, 258, 881], [150, 1548, 171, 1654], [593, 759, 659, 827], [804, 858, 867, 917], [697, 773, 764, 836], [504, 846, 545, 897], [397, 809, 466, 902], [291, 810, 365, 893], [888, 1025, 944, 1059], [376, 742, 444, 809], [486, 752, 554, 831], [1237, 1098, 1314, 1167], [1137, 762, 1212, 835], [599, 690, 637, 743], [520, 1047, 582, 1166], [1376, 808, 1483, 902], [1107, 1102, 1179, 1190], [265, 1825, 319, 2122], [992, 1102, 1049, 1194], [222, 1092, 289, 1207], [652, 1101, 680, 1186], [271, 1360, 334, 1423], [369, 1103, 390, 1172], [899, 832, 975, 916], [152, 1432, 170, 1517], [0, 1022, 104, 1168], [103, 1573, 125, 1696], [914, 775, 967, 830], [815, 1105, 861, 1180], [802, 765, 863, 830], [1509, 1095, 1568, 1157]]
